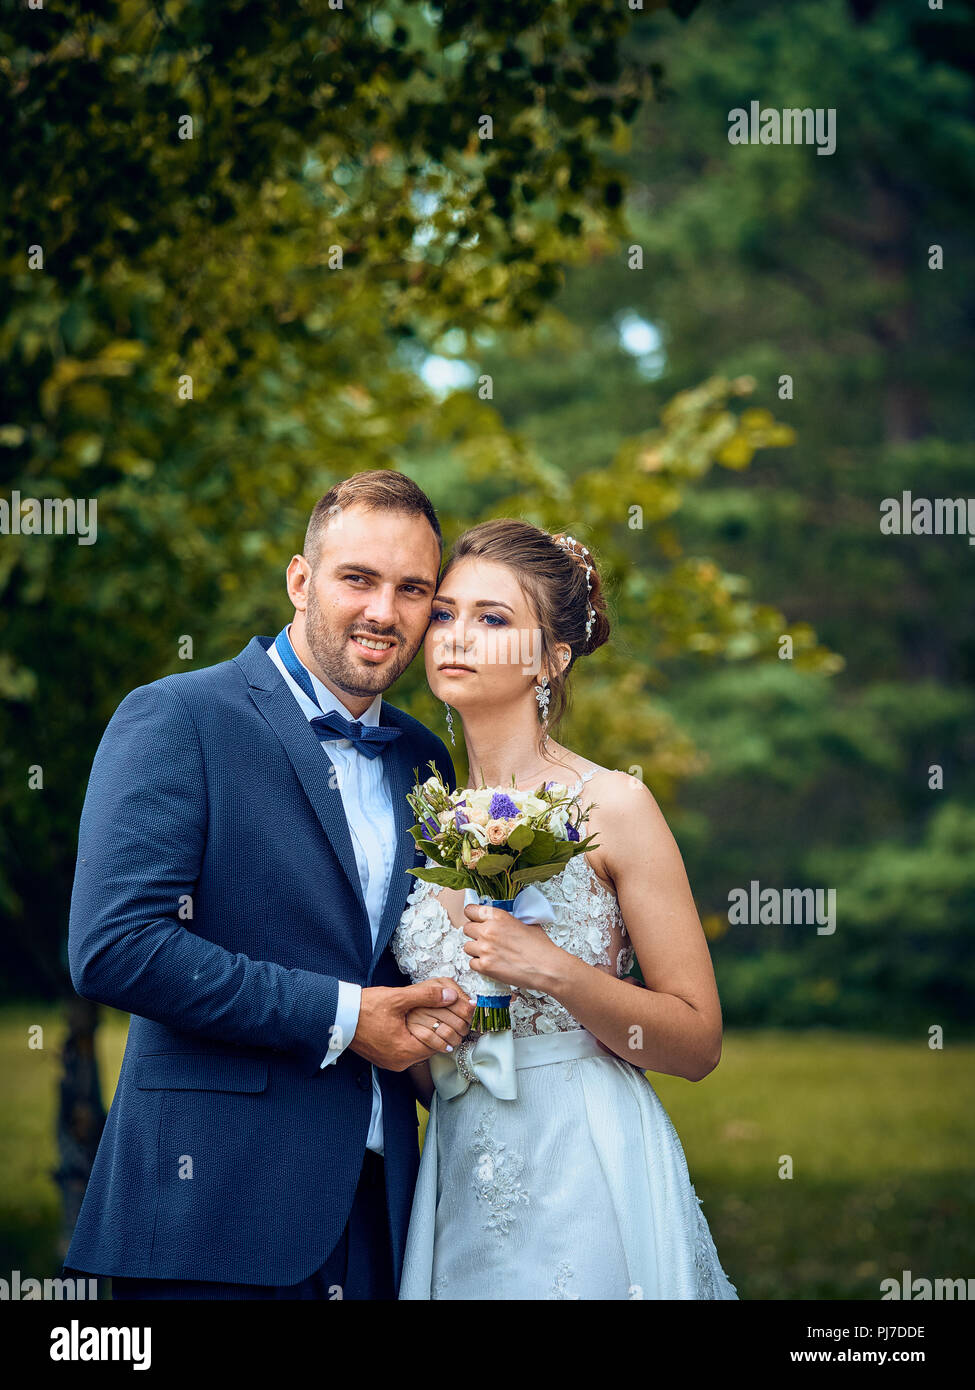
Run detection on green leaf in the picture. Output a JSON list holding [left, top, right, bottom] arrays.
[[518, 828, 560, 866], [407, 866, 471, 890], [506, 824, 534, 851], [471, 852, 514, 874], [510, 862, 565, 886]]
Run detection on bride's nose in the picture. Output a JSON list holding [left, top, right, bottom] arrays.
[[431, 614, 467, 656]]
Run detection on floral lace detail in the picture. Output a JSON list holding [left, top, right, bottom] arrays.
[[617, 926, 634, 978], [691, 1191, 737, 1299], [470, 1107, 530, 1236], [391, 770, 630, 1037], [432, 1272, 449, 1300], [546, 1261, 579, 1300]]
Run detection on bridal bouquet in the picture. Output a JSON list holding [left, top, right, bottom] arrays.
[[406, 763, 599, 1031]]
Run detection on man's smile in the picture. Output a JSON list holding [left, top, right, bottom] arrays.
[[349, 633, 398, 661]]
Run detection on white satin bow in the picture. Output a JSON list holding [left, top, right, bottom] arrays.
[[429, 1029, 519, 1101], [429, 883, 556, 1103]]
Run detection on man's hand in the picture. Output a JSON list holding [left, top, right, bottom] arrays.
[[404, 976, 476, 1054], [350, 979, 475, 1072]]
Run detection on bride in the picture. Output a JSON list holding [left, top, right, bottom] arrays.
[[391, 519, 738, 1301]]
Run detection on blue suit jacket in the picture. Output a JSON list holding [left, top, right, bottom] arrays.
[[63, 634, 456, 1287]]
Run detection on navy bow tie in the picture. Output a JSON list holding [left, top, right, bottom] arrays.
[[273, 626, 403, 760], [309, 709, 402, 759]]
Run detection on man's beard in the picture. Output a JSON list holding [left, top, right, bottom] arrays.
[[303, 585, 418, 698]]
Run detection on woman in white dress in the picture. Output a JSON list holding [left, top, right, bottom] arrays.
[[392, 519, 738, 1300]]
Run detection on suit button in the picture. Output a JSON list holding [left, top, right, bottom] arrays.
[[356, 1070, 371, 1091]]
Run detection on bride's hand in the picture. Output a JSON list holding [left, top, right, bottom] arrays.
[[462, 904, 564, 993], [405, 976, 476, 1052]]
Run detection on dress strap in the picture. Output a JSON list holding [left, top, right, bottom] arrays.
[[570, 768, 599, 794]]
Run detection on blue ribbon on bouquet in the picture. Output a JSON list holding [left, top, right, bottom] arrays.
[[427, 884, 556, 1103]]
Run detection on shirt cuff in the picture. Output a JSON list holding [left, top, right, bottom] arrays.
[[320, 980, 361, 1068]]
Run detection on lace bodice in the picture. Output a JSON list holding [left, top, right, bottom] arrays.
[[391, 771, 634, 1036]]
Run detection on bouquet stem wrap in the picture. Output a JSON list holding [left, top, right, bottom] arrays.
[[464, 885, 556, 1033]]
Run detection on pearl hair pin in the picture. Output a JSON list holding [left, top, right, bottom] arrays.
[[553, 534, 596, 643]]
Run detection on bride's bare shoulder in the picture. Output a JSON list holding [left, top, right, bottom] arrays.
[[571, 764, 669, 838], [568, 760, 653, 805]]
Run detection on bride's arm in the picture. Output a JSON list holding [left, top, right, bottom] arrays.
[[409, 1059, 435, 1109], [544, 775, 722, 1080], [462, 773, 723, 1082]]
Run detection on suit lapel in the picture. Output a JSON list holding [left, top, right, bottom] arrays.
[[236, 635, 427, 979], [370, 730, 421, 977], [236, 637, 371, 954]]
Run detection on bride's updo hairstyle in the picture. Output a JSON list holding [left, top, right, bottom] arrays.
[[439, 519, 610, 740]]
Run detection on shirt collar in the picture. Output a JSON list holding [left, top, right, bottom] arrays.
[[279, 624, 383, 727]]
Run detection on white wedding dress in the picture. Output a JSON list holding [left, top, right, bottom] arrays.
[[391, 771, 739, 1301]]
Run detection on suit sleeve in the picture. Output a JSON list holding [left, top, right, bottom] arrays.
[[68, 681, 340, 1064]]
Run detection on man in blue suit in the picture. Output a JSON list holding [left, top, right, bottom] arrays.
[[63, 470, 474, 1299]]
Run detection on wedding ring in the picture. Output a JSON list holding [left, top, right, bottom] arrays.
[[432, 1021, 440, 1031]]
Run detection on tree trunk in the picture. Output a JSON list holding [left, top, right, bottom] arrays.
[[53, 996, 106, 1265]]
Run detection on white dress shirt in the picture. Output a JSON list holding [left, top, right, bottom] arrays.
[[268, 627, 397, 1155]]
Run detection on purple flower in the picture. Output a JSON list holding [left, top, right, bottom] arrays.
[[454, 800, 469, 831], [566, 822, 580, 842], [422, 816, 439, 837], [489, 792, 521, 820]]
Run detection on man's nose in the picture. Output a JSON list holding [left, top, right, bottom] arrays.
[[359, 585, 398, 628]]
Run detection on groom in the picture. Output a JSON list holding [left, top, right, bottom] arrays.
[[63, 469, 474, 1299]]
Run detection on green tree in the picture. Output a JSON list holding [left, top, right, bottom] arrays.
[[437, 0, 975, 1030], [6, 0, 825, 1262]]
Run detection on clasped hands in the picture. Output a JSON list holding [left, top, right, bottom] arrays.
[[349, 903, 564, 1071]]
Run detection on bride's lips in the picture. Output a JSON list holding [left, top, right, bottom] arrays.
[[438, 663, 476, 675], [349, 634, 398, 662]]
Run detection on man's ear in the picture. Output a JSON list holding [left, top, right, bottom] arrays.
[[286, 554, 311, 612]]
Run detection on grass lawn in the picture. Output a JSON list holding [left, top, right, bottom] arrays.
[[1, 1003, 971, 1299]]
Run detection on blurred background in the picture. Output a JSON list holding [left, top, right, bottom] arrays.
[[1, 0, 973, 1298]]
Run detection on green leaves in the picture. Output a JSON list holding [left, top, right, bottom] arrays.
[[506, 823, 535, 851], [470, 852, 514, 875], [510, 862, 568, 888], [406, 865, 471, 890]]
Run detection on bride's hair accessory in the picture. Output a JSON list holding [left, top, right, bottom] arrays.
[[553, 534, 596, 644]]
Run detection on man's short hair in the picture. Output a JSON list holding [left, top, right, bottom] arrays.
[[303, 470, 443, 569]]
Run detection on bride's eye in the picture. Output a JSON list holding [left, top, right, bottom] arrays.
[[431, 608, 452, 623], [482, 613, 508, 626]]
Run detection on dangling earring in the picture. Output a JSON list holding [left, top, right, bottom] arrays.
[[443, 702, 456, 747], [534, 675, 550, 748]]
